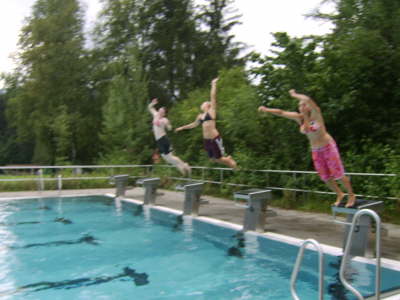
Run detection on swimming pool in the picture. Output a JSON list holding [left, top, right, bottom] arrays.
[[0, 195, 399, 299]]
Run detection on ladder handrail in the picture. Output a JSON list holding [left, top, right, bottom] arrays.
[[339, 209, 381, 300], [290, 238, 325, 300]]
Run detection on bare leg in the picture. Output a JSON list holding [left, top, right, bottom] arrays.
[[214, 155, 237, 169], [325, 179, 345, 206], [338, 175, 356, 207], [161, 153, 191, 176], [184, 162, 191, 176]]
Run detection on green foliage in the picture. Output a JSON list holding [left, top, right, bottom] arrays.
[[193, 0, 245, 87], [95, 0, 244, 103], [252, 32, 322, 103], [52, 105, 72, 165], [0, 87, 34, 164], [137, 0, 199, 101], [99, 47, 152, 164], [7, 0, 92, 164], [343, 142, 400, 202], [309, 0, 400, 148], [1, 0, 399, 223]]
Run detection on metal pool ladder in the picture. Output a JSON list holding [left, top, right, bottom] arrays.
[[339, 209, 382, 300], [290, 239, 325, 300]]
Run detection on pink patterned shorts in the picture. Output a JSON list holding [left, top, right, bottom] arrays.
[[311, 141, 345, 182]]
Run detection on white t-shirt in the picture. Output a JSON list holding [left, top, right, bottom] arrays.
[[152, 116, 171, 140]]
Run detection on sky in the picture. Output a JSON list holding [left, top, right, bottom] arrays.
[[0, 0, 335, 87]]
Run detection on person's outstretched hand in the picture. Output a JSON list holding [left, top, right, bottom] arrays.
[[258, 106, 267, 113]]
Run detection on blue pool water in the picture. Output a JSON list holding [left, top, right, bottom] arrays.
[[0, 195, 399, 300]]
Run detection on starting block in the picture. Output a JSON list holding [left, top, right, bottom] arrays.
[[233, 189, 271, 232], [176, 182, 204, 216], [136, 178, 160, 205], [112, 174, 130, 197], [332, 199, 384, 257]]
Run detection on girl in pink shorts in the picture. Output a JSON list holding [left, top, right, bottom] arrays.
[[312, 141, 345, 182], [258, 90, 356, 208]]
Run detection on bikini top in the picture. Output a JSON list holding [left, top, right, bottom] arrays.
[[300, 120, 320, 134], [199, 112, 214, 124]]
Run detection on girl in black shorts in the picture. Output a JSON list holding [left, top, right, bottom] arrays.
[[175, 78, 237, 169]]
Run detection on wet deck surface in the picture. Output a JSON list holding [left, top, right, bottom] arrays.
[[1, 187, 399, 262]]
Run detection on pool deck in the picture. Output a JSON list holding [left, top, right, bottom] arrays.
[[1, 187, 399, 262]]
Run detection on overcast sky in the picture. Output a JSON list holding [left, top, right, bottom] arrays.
[[0, 0, 334, 86]]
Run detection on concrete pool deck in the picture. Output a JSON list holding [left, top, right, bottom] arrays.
[[1, 187, 399, 262]]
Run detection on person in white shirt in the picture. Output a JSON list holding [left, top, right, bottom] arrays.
[[148, 98, 191, 176]]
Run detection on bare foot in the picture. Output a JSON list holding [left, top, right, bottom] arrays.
[[345, 194, 356, 208], [333, 193, 345, 206], [227, 156, 238, 169]]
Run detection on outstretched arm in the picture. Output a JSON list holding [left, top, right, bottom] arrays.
[[289, 89, 320, 112], [148, 98, 158, 117], [258, 106, 302, 123], [210, 78, 218, 110], [175, 115, 201, 132]]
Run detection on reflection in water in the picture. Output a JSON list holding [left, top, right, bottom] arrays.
[[0, 221, 41, 226], [133, 205, 143, 216], [38, 206, 51, 210], [7, 234, 99, 250], [172, 214, 183, 232], [0, 218, 73, 226], [227, 231, 245, 258], [244, 233, 259, 255], [182, 217, 193, 242], [0, 267, 149, 297], [53, 217, 73, 224], [143, 206, 151, 222], [328, 257, 358, 300]]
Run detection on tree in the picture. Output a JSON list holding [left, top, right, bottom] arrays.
[[311, 0, 400, 147], [193, 0, 245, 87], [252, 32, 322, 104], [99, 48, 152, 163], [94, 0, 244, 105], [137, 0, 199, 102], [9, 0, 89, 164], [0, 81, 34, 165]]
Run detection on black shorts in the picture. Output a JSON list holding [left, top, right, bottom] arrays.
[[156, 135, 172, 155], [203, 135, 225, 159]]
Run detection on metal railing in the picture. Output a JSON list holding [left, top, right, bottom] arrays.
[[290, 239, 325, 300], [0, 164, 398, 202], [161, 165, 399, 202], [0, 164, 152, 185], [339, 209, 382, 300]]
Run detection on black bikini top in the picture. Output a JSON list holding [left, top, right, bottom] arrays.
[[199, 112, 214, 124]]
